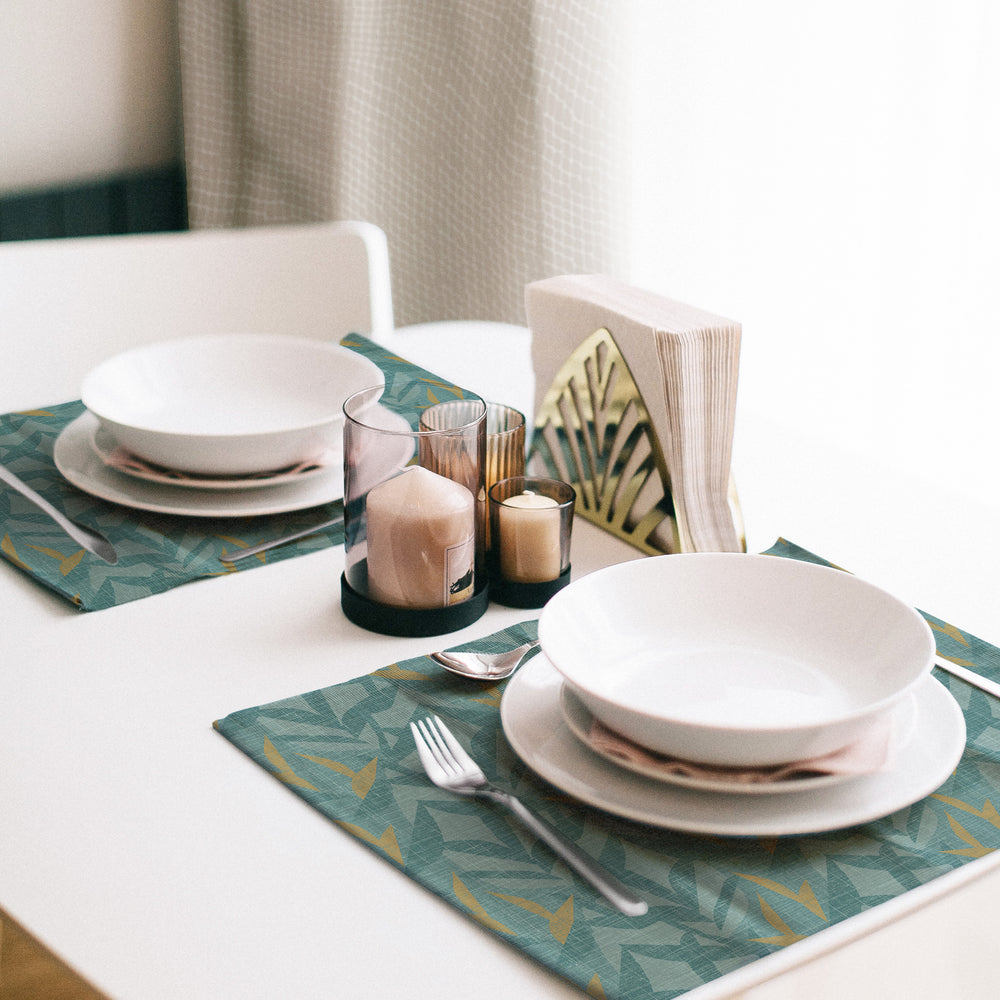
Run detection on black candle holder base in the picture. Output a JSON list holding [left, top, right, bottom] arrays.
[[488, 565, 571, 609], [341, 572, 490, 637]]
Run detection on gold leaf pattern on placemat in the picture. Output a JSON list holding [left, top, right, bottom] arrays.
[[262, 737, 318, 791], [490, 892, 574, 944], [749, 896, 808, 947], [298, 753, 378, 799], [735, 874, 827, 920], [334, 821, 403, 865], [2, 532, 31, 570], [453, 874, 516, 935]]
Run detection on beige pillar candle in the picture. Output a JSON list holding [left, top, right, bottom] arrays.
[[366, 466, 475, 608], [498, 491, 562, 583]]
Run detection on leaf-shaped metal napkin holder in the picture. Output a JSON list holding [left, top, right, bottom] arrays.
[[529, 326, 744, 555]]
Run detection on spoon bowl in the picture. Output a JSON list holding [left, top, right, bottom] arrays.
[[431, 639, 540, 680]]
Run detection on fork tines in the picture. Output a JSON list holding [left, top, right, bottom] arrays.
[[411, 715, 484, 782]]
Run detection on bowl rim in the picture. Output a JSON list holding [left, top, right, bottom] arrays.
[[342, 385, 487, 437], [538, 552, 936, 738], [81, 333, 384, 440]]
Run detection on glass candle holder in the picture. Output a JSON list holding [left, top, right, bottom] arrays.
[[488, 476, 575, 608], [341, 386, 488, 636], [485, 402, 526, 489], [484, 402, 526, 549]]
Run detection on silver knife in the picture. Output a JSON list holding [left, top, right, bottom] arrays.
[[0, 463, 118, 564], [934, 655, 1000, 700], [219, 516, 343, 562]]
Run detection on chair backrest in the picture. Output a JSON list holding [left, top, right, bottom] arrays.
[[0, 220, 393, 408]]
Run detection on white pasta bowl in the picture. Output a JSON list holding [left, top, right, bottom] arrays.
[[538, 553, 934, 768], [81, 334, 384, 475]]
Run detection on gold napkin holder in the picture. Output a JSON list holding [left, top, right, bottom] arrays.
[[526, 276, 745, 555]]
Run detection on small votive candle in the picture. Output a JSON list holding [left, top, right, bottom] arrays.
[[498, 491, 561, 582], [489, 476, 575, 608]]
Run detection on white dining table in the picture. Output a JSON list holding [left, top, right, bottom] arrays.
[[2, 328, 999, 1000]]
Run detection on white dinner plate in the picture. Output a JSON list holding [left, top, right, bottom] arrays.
[[90, 421, 336, 491], [558, 684, 888, 796], [500, 653, 966, 836], [54, 411, 343, 517]]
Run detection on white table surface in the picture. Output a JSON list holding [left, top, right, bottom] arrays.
[[2, 344, 999, 1000]]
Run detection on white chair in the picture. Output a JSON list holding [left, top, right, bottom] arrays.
[[0, 220, 394, 408], [0, 220, 536, 425], [378, 320, 535, 428]]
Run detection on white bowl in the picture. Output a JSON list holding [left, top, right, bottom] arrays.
[[538, 553, 934, 768], [81, 334, 384, 475]]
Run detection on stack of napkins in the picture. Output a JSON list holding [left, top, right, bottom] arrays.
[[525, 274, 743, 553]]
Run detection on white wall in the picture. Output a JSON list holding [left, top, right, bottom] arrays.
[[0, 0, 181, 193], [630, 0, 1000, 513]]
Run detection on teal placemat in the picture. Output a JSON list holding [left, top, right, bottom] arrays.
[[0, 336, 476, 610], [215, 540, 1000, 1000]]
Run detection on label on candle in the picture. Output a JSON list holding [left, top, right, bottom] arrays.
[[498, 490, 562, 583], [366, 466, 476, 609], [444, 537, 475, 604]]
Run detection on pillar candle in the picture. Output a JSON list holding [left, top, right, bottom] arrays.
[[366, 466, 475, 608], [498, 491, 562, 583]]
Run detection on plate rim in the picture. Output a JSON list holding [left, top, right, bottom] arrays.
[[500, 651, 966, 836], [54, 411, 343, 517]]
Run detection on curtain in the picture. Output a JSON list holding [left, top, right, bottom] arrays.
[[177, 0, 630, 328]]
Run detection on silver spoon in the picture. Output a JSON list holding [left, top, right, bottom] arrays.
[[431, 639, 540, 680]]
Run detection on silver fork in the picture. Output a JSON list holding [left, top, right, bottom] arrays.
[[410, 715, 648, 916]]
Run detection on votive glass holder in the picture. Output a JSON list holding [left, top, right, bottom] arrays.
[[485, 402, 526, 490], [483, 402, 526, 549], [488, 475, 575, 608]]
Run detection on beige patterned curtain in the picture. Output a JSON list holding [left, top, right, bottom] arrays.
[[176, 0, 630, 327]]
